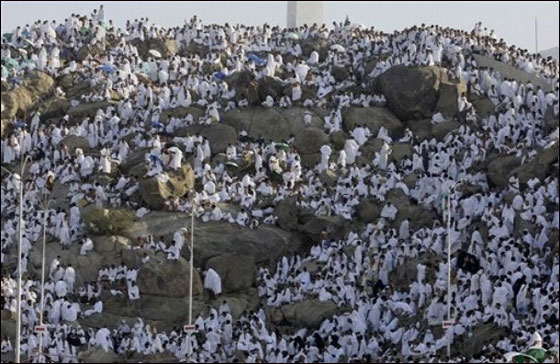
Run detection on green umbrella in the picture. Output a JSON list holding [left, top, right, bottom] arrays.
[[4, 58, 19, 68], [225, 161, 239, 168], [24, 39, 34, 47], [1, 65, 9, 78], [275, 142, 290, 151], [2, 32, 12, 42], [525, 348, 548, 363], [79, 27, 90, 36]]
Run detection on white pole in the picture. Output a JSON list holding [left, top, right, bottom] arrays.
[[446, 193, 452, 359], [15, 155, 31, 364], [187, 198, 194, 359], [37, 194, 51, 363], [189, 201, 194, 326], [535, 18, 538, 54]]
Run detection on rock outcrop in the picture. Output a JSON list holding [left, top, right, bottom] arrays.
[[177, 123, 238, 155], [205, 254, 256, 292], [378, 65, 466, 121], [342, 107, 404, 136], [138, 164, 195, 210], [1, 70, 54, 121], [272, 299, 340, 328], [123, 212, 304, 268]]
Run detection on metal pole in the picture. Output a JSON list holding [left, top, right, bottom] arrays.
[[15, 155, 31, 364], [446, 193, 452, 359], [37, 193, 50, 363], [189, 201, 194, 326], [535, 18, 538, 54]]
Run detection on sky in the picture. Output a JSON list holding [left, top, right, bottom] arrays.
[[1, 1, 558, 51]]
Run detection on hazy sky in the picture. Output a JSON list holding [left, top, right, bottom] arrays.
[[1, 1, 558, 51]]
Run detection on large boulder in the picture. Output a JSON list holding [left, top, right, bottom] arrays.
[[378, 65, 448, 120], [276, 299, 338, 328], [468, 93, 495, 118], [177, 123, 237, 155], [294, 127, 329, 155], [391, 142, 413, 164], [122, 251, 203, 298], [357, 198, 381, 223], [487, 155, 522, 188], [123, 212, 303, 268], [38, 96, 71, 120], [543, 106, 559, 133], [28, 240, 109, 287], [205, 254, 256, 292], [301, 216, 346, 243], [120, 149, 149, 178], [139, 164, 195, 210], [76, 41, 107, 61], [222, 107, 324, 141], [300, 37, 328, 59], [130, 38, 178, 59], [82, 205, 136, 235], [1, 70, 54, 120], [160, 106, 205, 123], [342, 107, 403, 137], [435, 80, 467, 117], [61, 135, 90, 154], [67, 101, 115, 123], [472, 54, 553, 92], [258, 76, 286, 100], [78, 347, 121, 363], [275, 197, 299, 231], [508, 143, 558, 187]]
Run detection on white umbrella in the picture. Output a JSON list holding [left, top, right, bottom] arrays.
[[167, 146, 182, 154], [148, 49, 162, 58], [330, 44, 345, 53], [285, 32, 299, 40]]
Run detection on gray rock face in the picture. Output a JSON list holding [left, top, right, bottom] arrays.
[[357, 198, 381, 223], [222, 107, 324, 142], [82, 205, 137, 235], [378, 65, 448, 120], [67, 101, 115, 123], [177, 123, 238, 155], [130, 38, 178, 59], [1, 71, 54, 121], [275, 197, 299, 231], [486, 155, 522, 188], [301, 215, 346, 243], [274, 299, 339, 328], [342, 107, 403, 137], [160, 106, 205, 123], [205, 254, 256, 292], [508, 143, 558, 188], [435, 80, 467, 117], [138, 164, 195, 210], [123, 212, 303, 268], [122, 251, 203, 298], [62, 135, 90, 154], [294, 127, 329, 154]]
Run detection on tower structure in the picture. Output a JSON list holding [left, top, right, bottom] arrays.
[[287, 1, 323, 28]]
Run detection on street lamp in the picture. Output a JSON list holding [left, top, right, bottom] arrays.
[[36, 190, 54, 363], [2, 154, 33, 363]]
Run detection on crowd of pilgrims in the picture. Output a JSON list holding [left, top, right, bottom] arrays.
[[1, 5, 559, 363]]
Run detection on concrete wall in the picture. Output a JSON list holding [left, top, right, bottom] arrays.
[[287, 1, 323, 28]]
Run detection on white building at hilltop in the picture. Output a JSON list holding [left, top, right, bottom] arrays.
[[287, 1, 323, 28]]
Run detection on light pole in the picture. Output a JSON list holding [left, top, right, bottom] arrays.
[[37, 190, 54, 363], [4, 153, 33, 364], [443, 178, 466, 359]]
